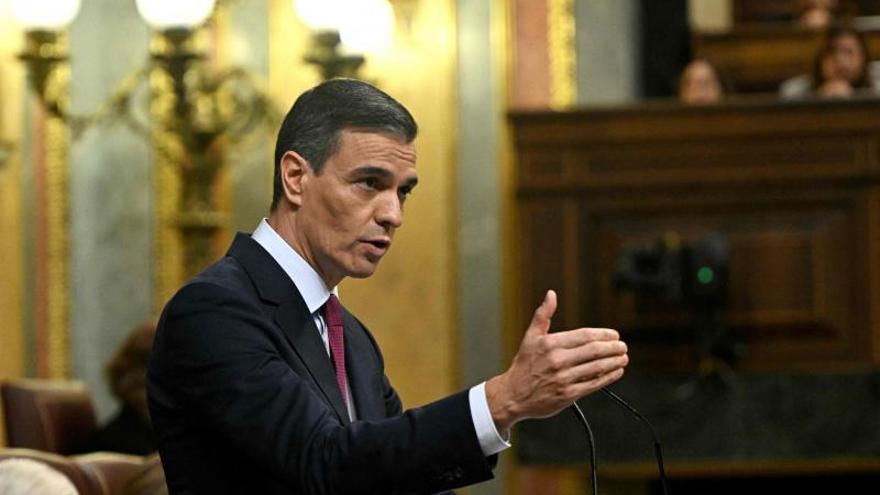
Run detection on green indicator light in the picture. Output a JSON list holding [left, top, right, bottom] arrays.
[[697, 266, 714, 285]]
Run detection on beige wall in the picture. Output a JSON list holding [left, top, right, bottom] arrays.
[[269, 0, 459, 407], [0, 13, 25, 445], [690, 0, 733, 31]]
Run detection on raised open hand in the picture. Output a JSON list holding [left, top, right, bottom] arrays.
[[486, 290, 629, 432]]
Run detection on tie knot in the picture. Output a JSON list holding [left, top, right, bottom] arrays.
[[323, 294, 344, 327]]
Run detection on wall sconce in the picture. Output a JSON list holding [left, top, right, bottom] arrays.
[[11, 0, 80, 122], [294, 0, 395, 80], [13, 0, 277, 146], [10, 0, 279, 283]]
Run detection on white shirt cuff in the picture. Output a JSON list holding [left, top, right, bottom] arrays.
[[469, 382, 511, 456]]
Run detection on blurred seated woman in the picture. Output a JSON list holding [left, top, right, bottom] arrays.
[[678, 58, 727, 105], [780, 26, 876, 99], [86, 323, 156, 455]]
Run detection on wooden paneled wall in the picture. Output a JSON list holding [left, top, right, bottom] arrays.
[[511, 98, 880, 373]]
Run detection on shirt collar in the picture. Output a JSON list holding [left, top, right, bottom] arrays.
[[251, 218, 337, 314]]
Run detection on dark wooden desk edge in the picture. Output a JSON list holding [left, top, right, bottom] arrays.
[[594, 457, 880, 479]]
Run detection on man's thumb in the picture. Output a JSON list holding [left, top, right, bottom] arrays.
[[527, 290, 557, 335]]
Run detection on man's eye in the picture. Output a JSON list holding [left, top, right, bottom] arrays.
[[398, 186, 413, 199], [357, 178, 379, 190]]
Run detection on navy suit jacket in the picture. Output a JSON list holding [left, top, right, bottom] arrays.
[[147, 234, 494, 494]]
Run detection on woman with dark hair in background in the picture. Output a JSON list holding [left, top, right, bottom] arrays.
[[781, 25, 876, 98], [86, 323, 157, 455], [812, 26, 873, 97]]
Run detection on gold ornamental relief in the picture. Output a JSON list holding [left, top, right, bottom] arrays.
[[548, 0, 576, 110], [44, 111, 71, 378]]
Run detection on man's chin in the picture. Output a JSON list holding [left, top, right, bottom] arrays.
[[347, 262, 380, 279]]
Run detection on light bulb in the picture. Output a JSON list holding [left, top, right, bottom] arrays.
[[9, 0, 81, 30], [135, 0, 216, 30]]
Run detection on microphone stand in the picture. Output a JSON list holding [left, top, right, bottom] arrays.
[[571, 389, 669, 495]]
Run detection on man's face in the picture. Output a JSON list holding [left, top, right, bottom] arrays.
[[295, 129, 417, 286]]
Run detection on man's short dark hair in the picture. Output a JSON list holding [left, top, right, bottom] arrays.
[[271, 78, 418, 210]]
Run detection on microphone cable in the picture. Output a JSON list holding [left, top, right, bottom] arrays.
[[569, 403, 598, 494], [601, 388, 669, 495]]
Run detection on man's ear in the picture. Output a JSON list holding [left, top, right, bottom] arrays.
[[279, 150, 311, 208]]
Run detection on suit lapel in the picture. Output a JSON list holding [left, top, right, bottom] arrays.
[[228, 234, 350, 425], [342, 311, 384, 420], [274, 299, 351, 425]]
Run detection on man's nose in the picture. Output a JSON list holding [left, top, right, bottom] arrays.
[[376, 192, 403, 230]]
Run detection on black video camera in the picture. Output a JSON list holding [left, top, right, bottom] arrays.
[[614, 232, 729, 307]]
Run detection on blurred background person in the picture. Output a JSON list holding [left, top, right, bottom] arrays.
[[799, 0, 840, 29], [678, 58, 729, 105], [86, 323, 156, 455], [0, 458, 79, 495], [780, 26, 875, 99]]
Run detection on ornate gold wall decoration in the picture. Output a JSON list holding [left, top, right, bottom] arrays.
[[149, 30, 229, 310], [151, 62, 186, 311], [8, 30, 73, 378], [0, 14, 26, 404], [43, 110, 71, 378], [0, 140, 12, 167], [150, 20, 256, 310], [28, 39, 73, 378], [547, 0, 577, 109]]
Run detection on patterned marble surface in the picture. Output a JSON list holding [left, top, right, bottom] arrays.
[[517, 369, 880, 464]]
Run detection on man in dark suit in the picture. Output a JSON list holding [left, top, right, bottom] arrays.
[[148, 79, 629, 494]]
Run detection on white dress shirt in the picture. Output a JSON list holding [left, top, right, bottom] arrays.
[[252, 219, 510, 456]]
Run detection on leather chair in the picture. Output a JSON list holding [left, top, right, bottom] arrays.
[[77, 451, 155, 495], [1, 379, 98, 455], [0, 447, 152, 495]]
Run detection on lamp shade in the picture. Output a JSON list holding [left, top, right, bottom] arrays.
[[135, 0, 216, 30], [338, 0, 394, 53], [9, 0, 81, 30], [293, 0, 347, 31]]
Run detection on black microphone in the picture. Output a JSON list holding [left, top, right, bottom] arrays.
[[600, 388, 669, 495], [569, 403, 598, 493], [570, 390, 669, 495]]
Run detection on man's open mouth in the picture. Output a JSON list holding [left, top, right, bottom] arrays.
[[363, 239, 391, 249]]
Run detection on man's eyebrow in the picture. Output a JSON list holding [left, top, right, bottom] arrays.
[[352, 166, 393, 179], [352, 166, 418, 187]]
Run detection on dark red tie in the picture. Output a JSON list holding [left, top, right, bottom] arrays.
[[322, 294, 347, 405]]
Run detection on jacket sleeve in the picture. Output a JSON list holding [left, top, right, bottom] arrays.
[[149, 281, 494, 494]]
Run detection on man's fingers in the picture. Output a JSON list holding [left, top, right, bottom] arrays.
[[567, 368, 626, 398], [526, 290, 557, 336], [552, 340, 628, 370], [550, 327, 621, 349], [559, 354, 629, 385]]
